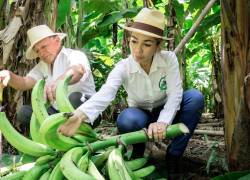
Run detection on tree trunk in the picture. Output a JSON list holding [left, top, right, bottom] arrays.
[[211, 38, 224, 118], [166, 0, 188, 88], [0, 0, 56, 154], [166, 0, 176, 51], [221, 0, 250, 170]]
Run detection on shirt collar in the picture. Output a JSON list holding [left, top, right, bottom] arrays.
[[150, 51, 167, 73], [128, 55, 141, 73], [54, 46, 67, 63]]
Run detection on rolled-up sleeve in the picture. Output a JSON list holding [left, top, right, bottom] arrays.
[[26, 62, 45, 81], [78, 61, 126, 124], [157, 53, 183, 125]]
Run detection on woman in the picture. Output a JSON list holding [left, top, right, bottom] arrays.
[[59, 8, 204, 179]]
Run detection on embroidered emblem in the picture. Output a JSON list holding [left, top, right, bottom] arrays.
[[159, 76, 167, 91]]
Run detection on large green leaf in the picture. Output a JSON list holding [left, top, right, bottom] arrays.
[[197, 12, 220, 32], [239, 173, 250, 180], [182, 10, 220, 44], [187, 0, 209, 14], [98, 8, 138, 27], [82, 0, 122, 14], [56, 0, 71, 28], [191, 12, 220, 42], [81, 26, 111, 46], [212, 170, 250, 180], [98, 12, 123, 27], [79, 7, 139, 45], [122, 8, 140, 18], [83, 11, 101, 22], [183, 19, 193, 34], [172, 0, 185, 25]]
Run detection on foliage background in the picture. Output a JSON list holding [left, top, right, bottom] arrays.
[[56, 0, 221, 116], [0, 0, 221, 120]]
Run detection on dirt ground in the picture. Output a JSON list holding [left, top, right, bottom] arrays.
[[96, 113, 226, 179]]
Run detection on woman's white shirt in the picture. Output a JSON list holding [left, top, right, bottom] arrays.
[[79, 51, 183, 125]]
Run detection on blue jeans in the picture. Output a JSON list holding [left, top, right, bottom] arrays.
[[117, 89, 204, 157]]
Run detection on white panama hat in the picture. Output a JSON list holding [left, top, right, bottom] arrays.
[[26, 25, 66, 60], [122, 8, 170, 40]]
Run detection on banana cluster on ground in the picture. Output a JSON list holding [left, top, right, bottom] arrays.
[[0, 75, 189, 179]]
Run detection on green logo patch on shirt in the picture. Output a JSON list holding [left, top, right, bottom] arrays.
[[159, 76, 167, 91]]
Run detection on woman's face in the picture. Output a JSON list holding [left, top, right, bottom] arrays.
[[129, 32, 160, 65]]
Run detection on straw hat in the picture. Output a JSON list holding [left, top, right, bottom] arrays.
[[26, 25, 66, 60], [122, 8, 170, 40]]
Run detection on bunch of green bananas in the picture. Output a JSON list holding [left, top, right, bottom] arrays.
[[0, 75, 189, 179], [107, 147, 157, 180]]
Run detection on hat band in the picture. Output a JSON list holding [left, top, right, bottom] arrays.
[[131, 22, 163, 37]]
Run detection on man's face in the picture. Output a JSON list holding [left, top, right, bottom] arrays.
[[33, 36, 61, 64]]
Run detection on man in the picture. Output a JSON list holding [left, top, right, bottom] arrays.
[[0, 24, 96, 125]]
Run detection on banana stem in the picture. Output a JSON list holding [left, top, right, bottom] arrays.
[[0, 162, 35, 177], [165, 123, 189, 138], [0, 162, 23, 176], [88, 123, 189, 152]]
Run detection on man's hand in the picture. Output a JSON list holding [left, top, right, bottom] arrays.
[[0, 70, 11, 87], [58, 109, 88, 136], [45, 81, 57, 103], [147, 122, 168, 141]]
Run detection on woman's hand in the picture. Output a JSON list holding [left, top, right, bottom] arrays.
[[147, 122, 168, 141], [58, 109, 88, 137]]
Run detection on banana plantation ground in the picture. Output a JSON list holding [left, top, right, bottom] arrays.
[[0, 112, 225, 179], [97, 113, 225, 179]]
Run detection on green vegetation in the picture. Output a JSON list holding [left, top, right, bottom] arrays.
[[55, 0, 221, 114]]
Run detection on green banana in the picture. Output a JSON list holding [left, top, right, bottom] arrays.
[[91, 148, 113, 168], [0, 171, 27, 180], [55, 75, 97, 136], [56, 75, 98, 139], [107, 148, 132, 180], [77, 123, 98, 139], [35, 155, 56, 166], [40, 112, 81, 151], [0, 112, 54, 157], [22, 164, 50, 180], [30, 113, 44, 144], [48, 161, 64, 180], [60, 147, 95, 180], [87, 160, 105, 180], [72, 134, 97, 144], [77, 150, 90, 172], [56, 74, 74, 112], [39, 169, 52, 180], [125, 157, 148, 171], [58, 132, 82, 147], [133, 165, 156, 178], [31, 78, 49, 124]]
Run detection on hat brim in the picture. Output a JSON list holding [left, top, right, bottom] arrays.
[[26, 33, 67, 60], [122, 25, 172, 40]]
